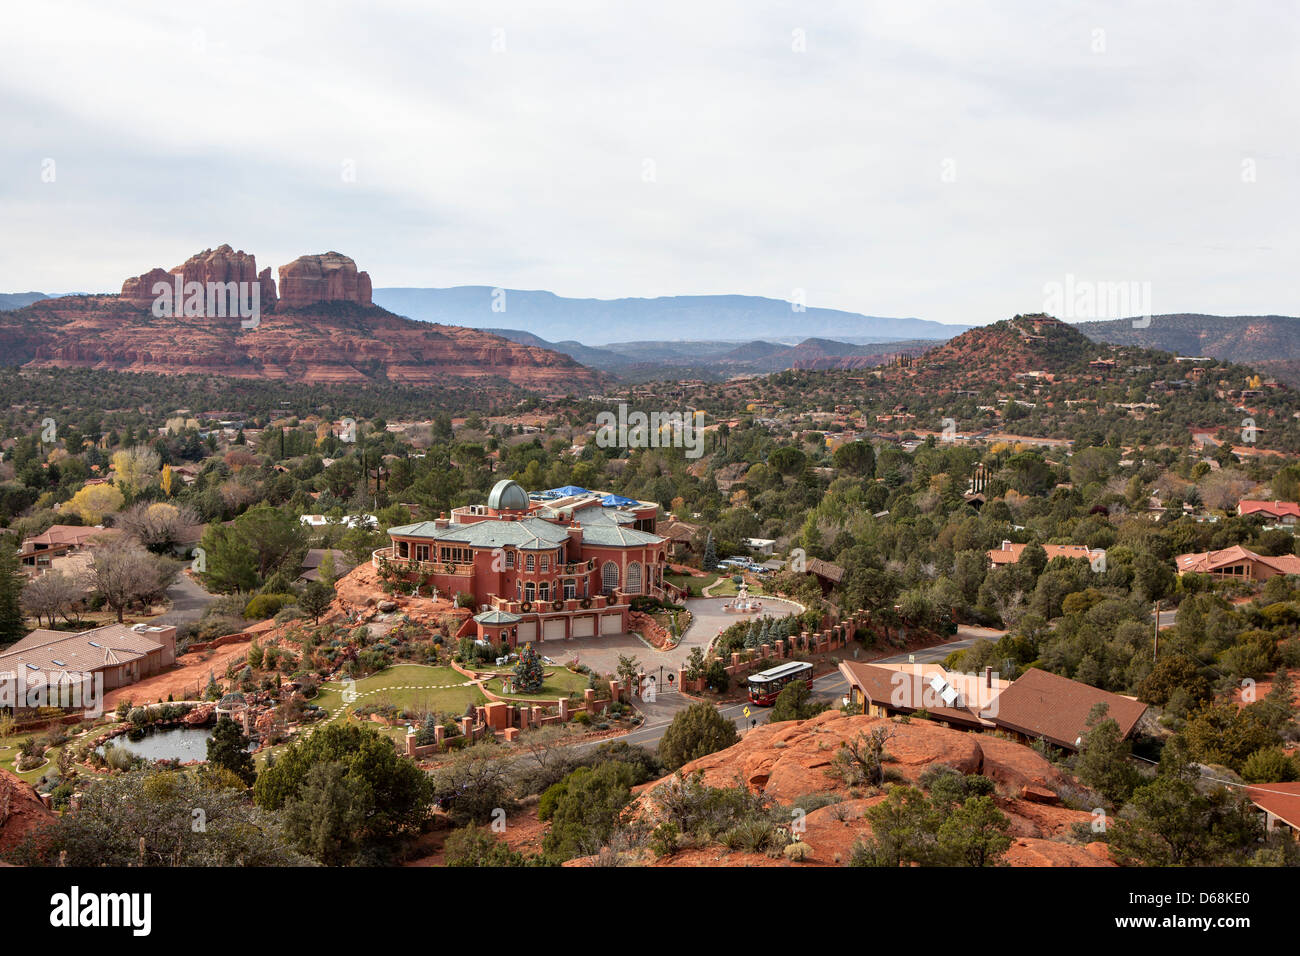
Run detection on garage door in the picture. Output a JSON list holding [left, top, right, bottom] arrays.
[[572, 615, 595, 638], [542, 618, 567, 641], [517, 621, 537, 644], [601, 613, 623, 635]]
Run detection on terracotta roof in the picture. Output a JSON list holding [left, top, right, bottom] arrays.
[[991, 668, 1147, 751], [987, 541, 1104, 566], [1175, 545, 1300, 576], [1245, 782, 1300, 829], [1238, 500, 1300, 519], [20, 525, 103, 549]]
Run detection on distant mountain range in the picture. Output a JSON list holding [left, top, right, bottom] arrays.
[[484, 328, 938, 379], [1076, 313, 1300, 386], [0, 292, 52, 311], [372, 287, 966, 345]]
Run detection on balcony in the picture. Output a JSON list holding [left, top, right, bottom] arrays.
[[372, 547, 472, 576]]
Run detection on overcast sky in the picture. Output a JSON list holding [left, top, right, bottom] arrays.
[[1, 1, 1295, 328]]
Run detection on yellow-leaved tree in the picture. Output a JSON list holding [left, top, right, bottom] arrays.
[[61, 484, 125, 524]]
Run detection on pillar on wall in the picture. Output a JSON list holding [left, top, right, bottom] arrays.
[[405, 732, 417, 756], [775, 639, 785, 658], [558, 698, 569, 721]]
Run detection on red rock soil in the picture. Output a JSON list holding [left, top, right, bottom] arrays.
[[569, 712, 1113, 867], [0, 768, 56, 855]]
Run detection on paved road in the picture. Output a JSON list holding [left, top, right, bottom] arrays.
[[150, 572, 218, 627], [558, 596, 803, 675]]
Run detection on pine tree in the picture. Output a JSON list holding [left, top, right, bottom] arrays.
[[207, 715, 256, 786], [703, 532, 717, 571], [0, 539, 26, 646], [514, 643, 545, 694]]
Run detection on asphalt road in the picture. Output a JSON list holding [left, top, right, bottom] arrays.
[[150, 572, 218, 627]]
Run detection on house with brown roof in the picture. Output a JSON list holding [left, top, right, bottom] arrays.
[[805, 557, 845, 593], [1175, 545, 1300, 581], [0, 622, 177, 700], [297, 548, 356, 584], [839, 661, 1009, 730], [990, 668, 1147, 752]]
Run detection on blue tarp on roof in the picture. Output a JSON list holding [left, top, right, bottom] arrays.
[[601, 494, 638, 507], [547, 485, 589, 497]]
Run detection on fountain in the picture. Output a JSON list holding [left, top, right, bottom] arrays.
[[723, 581, 763, 614]]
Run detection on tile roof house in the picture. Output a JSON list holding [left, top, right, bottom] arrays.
[[990, 668, 1147, 752], [987, 540, 1105, 567], [1238, 500, 1300, 525], [381, 480, 669, 646], [17, 525, 114, 572], [0, 622, 177, 698], [839, 661, 1010, 730], [1245, 782, 1300, 838], [297, 548, 357, 584], [1175, 545, 1300, 581]]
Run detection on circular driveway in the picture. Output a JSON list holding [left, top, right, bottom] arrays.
[[559, 595, 804, 676]]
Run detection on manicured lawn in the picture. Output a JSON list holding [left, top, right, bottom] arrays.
[[316, 664, 487, 718], [666, 571, 718, 597], [707, 576, 768, 597], [483, 666, 592, 701]]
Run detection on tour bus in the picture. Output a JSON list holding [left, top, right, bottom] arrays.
[[747, 660, 815, 706]]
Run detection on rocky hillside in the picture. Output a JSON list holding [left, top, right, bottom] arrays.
[[0, 246, 606, 393], [0, 768, 54, 856], [895, 314, 1101, 388], [1076, 313, 1300, 386], [574, 712, 1113, 867]]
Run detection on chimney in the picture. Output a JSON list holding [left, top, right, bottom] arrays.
[[984, 666, 992, 688], [1001, 540, 1012, 551]]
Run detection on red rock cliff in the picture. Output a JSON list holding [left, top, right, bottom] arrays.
[[277, 252, 372, 308]]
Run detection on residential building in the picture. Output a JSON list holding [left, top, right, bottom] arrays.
[[378, 480, 671, 646], [0, 622, 177, 701], [991, 668, 1147, 752], [987, 540, 1105, 567], [1175, 545, 1300, 581], [1237, 500, 1300, 526]]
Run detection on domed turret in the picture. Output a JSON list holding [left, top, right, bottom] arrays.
[[487, 479, 529, 512]]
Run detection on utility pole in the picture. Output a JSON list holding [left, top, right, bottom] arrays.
[[1153, 600, 1160, 661]]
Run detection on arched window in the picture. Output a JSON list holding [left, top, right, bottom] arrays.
[[601, 561, 620, 594], [625, 562, 642, 594], [525, 582, 535, 602]]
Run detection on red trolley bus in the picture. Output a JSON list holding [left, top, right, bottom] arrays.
[[747, 660, 814, 706]]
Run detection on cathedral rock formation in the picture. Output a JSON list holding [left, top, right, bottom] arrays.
[[121, 244, 277, 310], [277, 252, 372, 308], [1, 245, 604, 392]]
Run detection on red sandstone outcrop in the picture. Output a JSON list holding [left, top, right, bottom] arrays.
[[611, 712, 1114, 868], [121, 244, 277, 309], [277, 252, 372, 308], [4, 247, 606, 392], [0, 768, 55, 854]]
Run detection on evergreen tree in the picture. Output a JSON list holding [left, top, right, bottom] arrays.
[[703, 532, 717, 571], [514, 643, 545, 694], [0, 538, 26, 646], [207, 715, 256, 786]]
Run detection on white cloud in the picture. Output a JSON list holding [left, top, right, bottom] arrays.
[[0, 0, 1294, 326]]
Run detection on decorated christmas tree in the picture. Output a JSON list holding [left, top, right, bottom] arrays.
[[513, 643, 545, 694]]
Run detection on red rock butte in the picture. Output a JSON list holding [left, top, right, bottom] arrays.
[[277, 251, 372, 309], [0, 245, 605, 392]]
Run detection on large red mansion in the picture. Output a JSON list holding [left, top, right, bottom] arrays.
[[376, 481, 677, 646]]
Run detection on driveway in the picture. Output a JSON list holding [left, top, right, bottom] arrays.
[[558, 596, 805, 676], [150, 572, 218, 627]]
